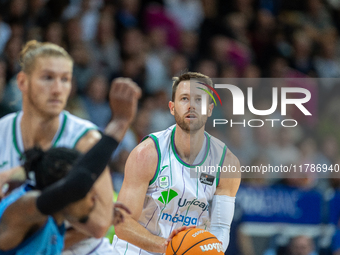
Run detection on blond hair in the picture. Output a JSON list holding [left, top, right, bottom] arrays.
[[20, 40, 73, 74]]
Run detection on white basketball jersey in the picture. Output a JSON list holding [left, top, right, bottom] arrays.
[[0, 111, 97, 173], [113, 125, 227, 255]]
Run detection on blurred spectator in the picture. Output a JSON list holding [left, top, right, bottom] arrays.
[[64, 79, 90, 120], [91, 13, 121, 77], [0, 16, 11, 54], [63, 0, 101, 41], [144, 26, 172, 95], [148, 91, 175, 132], [0, 59, 12, 117], [301, 0, 334, 42], [268, 128, 300, 166], [116, 0, 142, 39], [65, 17, 83, 46], [287, 236, 317, 255], [250, 9, 276, 68], [264, 236, 318, 255], [289, 30, 315, 75], [4, 0, 27, 22], [44, 22, 65, 47], [314, 34, 340, 78], [69, 42, 95, 93], [144, 4, 181, 50], [3, 36, 22, 82], [164, 0, 204, 31], [82, 75, 111, 129]]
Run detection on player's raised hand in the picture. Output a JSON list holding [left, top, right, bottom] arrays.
[[109, 78, 141, 124], [105, 78, 141, 141]]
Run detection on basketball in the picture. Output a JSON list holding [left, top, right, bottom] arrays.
[[166, 228, 224, 255]]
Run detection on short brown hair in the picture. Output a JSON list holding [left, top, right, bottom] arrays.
[[172, 71, 213, 101], [20, 40, 73, 75]]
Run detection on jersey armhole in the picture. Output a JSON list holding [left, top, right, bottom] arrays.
[[143, 135, 161, 186], [72, 127, 98, 148], [216, 145, 227, 188]]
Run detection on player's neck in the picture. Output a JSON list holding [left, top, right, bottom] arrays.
[[52, 213, 64, 226], [21, 110, 60, 150], [174, 125, 205, 165]]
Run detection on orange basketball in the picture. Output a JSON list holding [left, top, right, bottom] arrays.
[[166, 228, 224, 255]]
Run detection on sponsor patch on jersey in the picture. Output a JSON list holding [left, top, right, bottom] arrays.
[[158, 175, 170, 189], [199, 173, 215, 186]]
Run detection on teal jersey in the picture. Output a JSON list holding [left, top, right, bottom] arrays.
[[0, 184, 65, 255]]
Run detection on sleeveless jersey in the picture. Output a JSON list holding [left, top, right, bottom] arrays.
[[0, 184, 65, 255], [113, 125, 227, 255], [0, 110, 97, 172]]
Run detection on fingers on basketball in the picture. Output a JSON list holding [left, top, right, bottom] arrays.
[[166, 228, 224, 255]]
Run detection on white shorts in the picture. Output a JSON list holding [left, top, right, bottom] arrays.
[[62, 237, 113, 255]]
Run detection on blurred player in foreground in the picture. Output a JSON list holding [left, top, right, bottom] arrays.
[[0, 40, 140, 254], [0, 75, 141, 254], [113, 72, 241, 254]]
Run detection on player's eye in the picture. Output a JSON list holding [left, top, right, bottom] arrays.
[[61, 77, 70, 82], [42, 75, 53, 80]]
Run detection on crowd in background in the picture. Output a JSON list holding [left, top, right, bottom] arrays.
[[1, 0, 340, 254]]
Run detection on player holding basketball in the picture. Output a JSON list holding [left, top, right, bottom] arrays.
[[0, 76, 140, 254], [113, 72, 241, 254], [0, 40, 140, 254]]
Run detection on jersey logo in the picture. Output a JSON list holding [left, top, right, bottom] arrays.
[[200, 173, 215, 186], [0, 161, 8, 168], [158, 189, 178, 204], [158, 175, 170, 189]]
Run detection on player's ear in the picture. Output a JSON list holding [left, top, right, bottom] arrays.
[[169, 101, 175, 116], [207, 102, 214, 117], [17, 71, 29, 92]]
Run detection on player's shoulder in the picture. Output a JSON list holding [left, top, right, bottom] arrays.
[[224, 148, 240, 167], [205, 131, 227, 151], [124, 137, 158, 180], [0, 112, 18, 125], [63, 111, 97, 129], [132, 137, 158, 160], [0, 112, 18, 136]]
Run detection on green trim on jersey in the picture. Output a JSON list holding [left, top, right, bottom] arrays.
[[123, 243, 129, 255], [216, 145, 227, 188], [148, 134, 161, 185], [53, 112, 68, 147], [171, 126, 211, 168], [72, 127, 97, 148], [12, 112, 22, 157]]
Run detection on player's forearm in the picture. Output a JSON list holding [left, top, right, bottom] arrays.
[[104, 119, 130, 142], [115, 214, 166, 253]]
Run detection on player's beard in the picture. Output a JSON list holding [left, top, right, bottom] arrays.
[[174, 108, 206, 134]]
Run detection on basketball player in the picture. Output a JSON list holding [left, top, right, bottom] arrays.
[[113, 72, 241, 254], [0, 91, 138, 254], [0, 40, 140, 254]]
